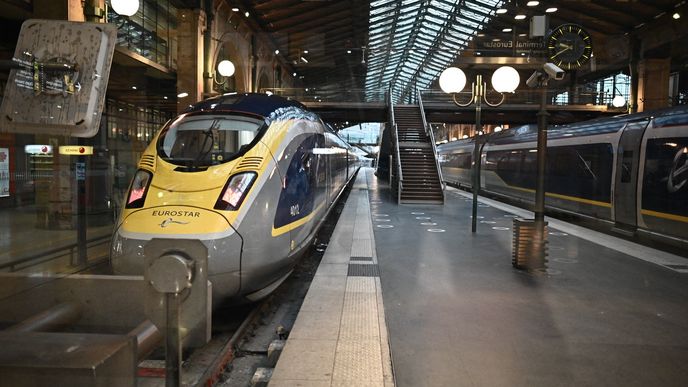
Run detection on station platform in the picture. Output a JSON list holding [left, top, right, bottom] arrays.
[[271, 168, 688, 387]]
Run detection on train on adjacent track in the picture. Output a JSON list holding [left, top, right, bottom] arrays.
[[437, 105, 688, 250], [110, 93, 361, 305]]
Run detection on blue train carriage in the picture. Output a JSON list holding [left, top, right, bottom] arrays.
[[437, 106, 688, 248], [111, 93, 359, 305], [637, 106, 688, 243]]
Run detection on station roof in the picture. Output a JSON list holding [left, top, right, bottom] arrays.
[[235, 0, 687, 103], [1, 0, 686, 114]]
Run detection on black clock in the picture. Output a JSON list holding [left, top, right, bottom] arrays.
[[547, 24, 593, 70]]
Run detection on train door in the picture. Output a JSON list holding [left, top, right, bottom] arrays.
[[613, 119, 650, 229]]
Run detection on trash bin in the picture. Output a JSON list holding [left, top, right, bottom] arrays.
[[512, 218, 548, 270]]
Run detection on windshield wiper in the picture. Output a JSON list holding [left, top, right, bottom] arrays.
[[196, 119, 220, 164]]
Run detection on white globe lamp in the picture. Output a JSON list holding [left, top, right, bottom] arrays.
[[439, 67, 467, 94], [491, 66, 520, 93], [217, 60, 236, 77], [111, 0, 139, 16], [612, 95, 626, 108]]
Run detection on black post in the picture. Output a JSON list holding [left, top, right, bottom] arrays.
[[534, 87, 548, 223], [471, 76, 483, 233], [165, 293, 181, 387], [76, 139, 87, 267], [533, 86, 549, 267]]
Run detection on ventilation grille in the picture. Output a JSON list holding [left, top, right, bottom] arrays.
[[138, 154, 156, 170], [235, 156, 263, 171]]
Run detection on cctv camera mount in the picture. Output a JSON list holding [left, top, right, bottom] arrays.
[[526, 63, 566, 88], [543, 62, 565, 80]]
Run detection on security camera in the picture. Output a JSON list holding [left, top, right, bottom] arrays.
[[526, 71, 542, 88], [543, 62, 565, 80]]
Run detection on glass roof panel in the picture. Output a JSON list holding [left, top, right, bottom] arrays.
[[365, 0, 504, 103]]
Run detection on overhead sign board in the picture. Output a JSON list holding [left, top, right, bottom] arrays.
[[25, 144, 53, 154], [59, 145, 93, 155], [0, 19, 117, 138]]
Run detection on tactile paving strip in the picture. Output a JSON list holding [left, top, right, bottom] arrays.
[[351, 238, 373, 258], [348, 264, 380, 277], [351, 256, 374, 261], [332, 339, 384, 382]]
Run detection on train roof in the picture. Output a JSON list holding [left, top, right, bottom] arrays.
[[183, 93, 308, 119], [486, 105, 688, 146]]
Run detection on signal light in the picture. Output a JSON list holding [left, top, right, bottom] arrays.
[[214, 172, 257, 210], [126, 170, 152, 208]]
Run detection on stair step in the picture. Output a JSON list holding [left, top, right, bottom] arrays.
[[403, 185, 441, 190], [402, 195, 443, 200]]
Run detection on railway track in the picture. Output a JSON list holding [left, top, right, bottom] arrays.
[[136, 181, 351, 387]]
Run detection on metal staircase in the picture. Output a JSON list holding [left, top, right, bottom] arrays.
[[392, 105, 444, 204]]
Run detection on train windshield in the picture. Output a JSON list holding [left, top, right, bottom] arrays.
[[157, 115, 264, 167]]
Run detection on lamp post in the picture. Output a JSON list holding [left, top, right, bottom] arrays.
[[440, 66, 520, 232], [524, 62, 567, 271]]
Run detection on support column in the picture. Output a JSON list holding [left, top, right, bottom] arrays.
[[637, 58, 671, 112], [628, 37, 640, 113], [33, 0, 87, 21], [177, 9, 206, 114]]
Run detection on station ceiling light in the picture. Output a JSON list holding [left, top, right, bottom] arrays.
[[111, 0, 139, 16]]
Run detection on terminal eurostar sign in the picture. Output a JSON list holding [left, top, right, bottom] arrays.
[[59, 145, 94, 155]]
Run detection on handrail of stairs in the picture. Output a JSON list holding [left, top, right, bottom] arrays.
[[417, 88, 446, 192], [388, 88, 403, 203]]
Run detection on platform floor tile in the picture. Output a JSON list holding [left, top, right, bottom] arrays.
[[271, 171, 393, 387]]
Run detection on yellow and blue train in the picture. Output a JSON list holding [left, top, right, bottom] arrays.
[[438, 105, 688, 250], [110, 93, 360, 305]]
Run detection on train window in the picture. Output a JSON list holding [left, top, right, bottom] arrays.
[[546, 144, 613, 202], [157, 115, 263, 167], [453, 153, 471, 169]]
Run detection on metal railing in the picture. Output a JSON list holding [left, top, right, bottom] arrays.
[[258, 87, 389, 103], [0, 234, 111, 273], [387, 88, 403, 203], [418, 88, 629, 110], [417, 88, 446, 193]]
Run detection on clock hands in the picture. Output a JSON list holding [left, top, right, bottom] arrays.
[[552, 44, 572, 58]]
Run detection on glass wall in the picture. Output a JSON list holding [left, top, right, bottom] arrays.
[[0, 99, 170, 276], [108, 0, 178, 69]]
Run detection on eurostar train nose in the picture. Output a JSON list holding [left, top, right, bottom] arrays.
[[110, 206, 243, 303]]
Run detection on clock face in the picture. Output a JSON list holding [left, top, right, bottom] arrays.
[[547, 24, 593, 70]]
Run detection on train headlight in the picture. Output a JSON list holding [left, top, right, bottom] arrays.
[[126, 170, 152, 209], [214, 172, 257, 210]]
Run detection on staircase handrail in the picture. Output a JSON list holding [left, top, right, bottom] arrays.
[[393, 123, 403, 203], [388, 88, 403, 203], [417, 88, 446, 192]]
